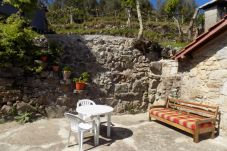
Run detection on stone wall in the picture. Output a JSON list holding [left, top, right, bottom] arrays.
[[154, 60, 181, 105], [179, 31, 227, 130], [46, 35, 163, 113], [0, 34, 178, 119]]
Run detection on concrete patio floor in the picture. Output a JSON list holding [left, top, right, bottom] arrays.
[[0, 113, 227, 151]]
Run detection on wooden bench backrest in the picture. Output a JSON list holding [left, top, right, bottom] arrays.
[[166, 97, 219, 118]]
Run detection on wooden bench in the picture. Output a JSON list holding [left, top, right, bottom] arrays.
[[149, 97, 219, 143]]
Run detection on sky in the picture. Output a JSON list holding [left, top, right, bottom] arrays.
[[150, 0, 211, 8]]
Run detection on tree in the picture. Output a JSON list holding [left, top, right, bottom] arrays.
[[136, 0, 143, 39], [121, 0, 135, 27], [164, 0, 196, 21], [48, 0, 85, 24], [98, 0, 121, 15], [48, 0, 63, 10], [157, 0, 162, 12], [140, 0, 153, 12], [83, 0, 98, 16], [0, 14, 39, 69], [3, 0, 38, 15], [98, 0, 106, 13], [121, 0, 144, 39], [179, 0, 196, 23], [139, 0, 153, 22], [164, 0, 196, 40], [187, 8, 199, 40]]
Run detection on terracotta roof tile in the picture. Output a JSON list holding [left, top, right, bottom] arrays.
[[173, 15, 227, 60]]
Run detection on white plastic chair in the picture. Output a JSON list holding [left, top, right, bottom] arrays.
[[77, 99, 96, 107], [64, 112, 98, 151]]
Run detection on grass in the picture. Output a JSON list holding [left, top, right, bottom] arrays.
[[160, 41, 189, 49], [49, 16, 188, 47]]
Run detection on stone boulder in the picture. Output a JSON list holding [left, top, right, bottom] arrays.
[[0, 105, 13, 115], [16, 102, 37, 113], [45, 105, 67, 118]]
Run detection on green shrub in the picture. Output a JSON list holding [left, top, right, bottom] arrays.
[[0, 14, 39, 71], [63, 66, 73, 72], [15, 112, 32, 124], [0, 118, 5, 124], [73, 72, 90, 83]]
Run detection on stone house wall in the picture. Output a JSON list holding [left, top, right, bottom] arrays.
[[178, 30, 227, 130]]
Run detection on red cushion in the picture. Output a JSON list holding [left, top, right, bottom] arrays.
[[150, 108, 213, 130]]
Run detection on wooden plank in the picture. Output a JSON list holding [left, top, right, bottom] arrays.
[[166, 97, 170, 108], [150, 105, 166, 109], [199, 127, 214, 134], [168, 103, 215, 116], [168, 97, 218, 109]]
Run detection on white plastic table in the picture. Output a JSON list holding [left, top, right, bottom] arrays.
[[76, 105, 114, 144]]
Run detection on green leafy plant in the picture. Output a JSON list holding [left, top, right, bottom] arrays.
[[0, 14, 39, 71], [37, 50, 52, 56], [3, 0, 38, 16], [0, 118, 5, 124], [63, 66, 72, 72], [52, 59, 60, 66], [47, 42, 63, 65], [15, 112, 32, 124], [9, 106, 17, 116], [73, 72, 90, 83], [34, 65, 44, 73]]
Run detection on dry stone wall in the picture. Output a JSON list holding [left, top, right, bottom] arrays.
[[0, 34, 179, 119], [179, 31, 227, 131]]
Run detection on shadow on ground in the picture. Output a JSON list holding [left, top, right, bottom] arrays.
[[70, 124, 133, 151]]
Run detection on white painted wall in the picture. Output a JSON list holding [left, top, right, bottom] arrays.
[[204, 6, 219, 32]]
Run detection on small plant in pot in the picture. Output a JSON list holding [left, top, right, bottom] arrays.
[[39, 49, 51, 62], [73, 72, 90, 90], [63, 66, 72, 81]]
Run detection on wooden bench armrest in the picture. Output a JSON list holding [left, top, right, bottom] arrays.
[[197, 118, 216, 125]]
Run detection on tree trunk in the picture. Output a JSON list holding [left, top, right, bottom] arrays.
[[194, 27, 199, 39], [181, 15, 184, 24], [173, 16, 183, 39], [187, 8, 199, 41], [70, 13, 73, 24], [61, 0, 65, 9], [126, 8, 132, 27], [148, 11, 151, 23], [136, 0, 143, 40], [114, 10, 117, 25]]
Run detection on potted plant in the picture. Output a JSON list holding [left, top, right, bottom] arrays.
[[73, 72, 90, 90], [63, 66, 72, 81], [39, 49, 51, 62], [48, 42, 63, 67]]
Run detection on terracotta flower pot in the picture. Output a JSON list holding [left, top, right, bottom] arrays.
[[76, 82, 86, 90], [52, 65, 59, 72], [63, 71, 71, 81], [40, 56, 48, 62]]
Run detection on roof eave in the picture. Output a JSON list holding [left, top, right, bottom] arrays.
[[174, 16, 227, 60]]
